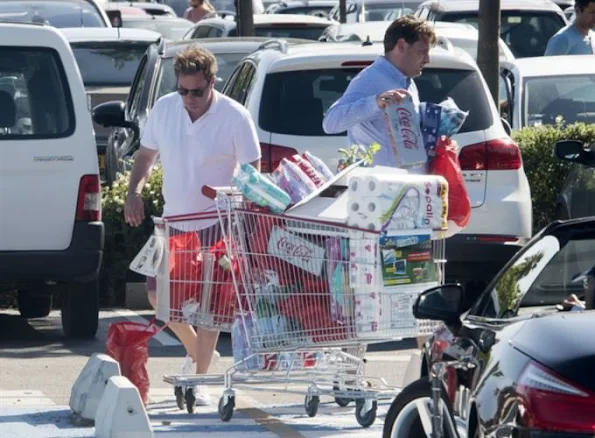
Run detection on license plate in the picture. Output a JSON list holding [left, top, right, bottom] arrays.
[[98, 154, 105, 170]]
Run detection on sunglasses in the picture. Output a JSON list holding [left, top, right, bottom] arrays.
[[177, 86, 207, 97]]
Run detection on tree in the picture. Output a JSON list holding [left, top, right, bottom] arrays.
[[477, 0, 501, 109]]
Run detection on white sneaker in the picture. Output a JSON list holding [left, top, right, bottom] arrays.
[[181, 355, 194, 375], [193, 385, 211, 406], [211, 350, 221, 365]]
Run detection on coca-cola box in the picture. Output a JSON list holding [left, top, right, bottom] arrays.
[[266, 225, 325, 276], [384, 98, 427, 168]]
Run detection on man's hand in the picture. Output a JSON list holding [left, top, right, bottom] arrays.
[[377, 89, 411, 109], [124, 192, 145, 227]]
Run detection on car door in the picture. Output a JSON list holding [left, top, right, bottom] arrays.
[[567, 164, 595, 219]]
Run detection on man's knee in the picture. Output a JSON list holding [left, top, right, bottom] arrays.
[[147, 289, 157, 308]]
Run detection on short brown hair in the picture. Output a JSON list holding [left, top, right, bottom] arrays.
[[384, 15, 437, 53], [174, 45, 218, 82]]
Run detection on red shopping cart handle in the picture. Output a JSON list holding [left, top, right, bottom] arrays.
[[202, 185, 217, 200]]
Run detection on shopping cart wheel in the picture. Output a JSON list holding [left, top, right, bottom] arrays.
[[184, 387, 196, 414], [355, 398, 377, 428], [333, 384, 352, 407], [304, 395, 319, 417], [218, 395, 235, 422], [174, 386, 185, 410]]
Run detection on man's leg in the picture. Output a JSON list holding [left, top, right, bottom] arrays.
[[195, 328, 220, 374], [146, 276, 198, 361]]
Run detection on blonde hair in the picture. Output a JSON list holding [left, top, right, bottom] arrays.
[[174, 45, 218, 82]]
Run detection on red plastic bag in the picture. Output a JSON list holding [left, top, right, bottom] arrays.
[[429, 136, 471, 229], [168, 232, 203, 314], [207, 239, 240, 325], [106, 320, 161, 406]]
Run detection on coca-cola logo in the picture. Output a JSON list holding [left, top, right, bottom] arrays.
[[397, 107, 420, 150], [277, 237, 313, 263]]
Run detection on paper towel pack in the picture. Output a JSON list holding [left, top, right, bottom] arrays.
[[347, 172, 448, 232]]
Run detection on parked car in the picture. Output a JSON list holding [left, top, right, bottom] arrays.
[[553, 139, 595, 221], [119, 14, 194, 40], [328, 0, 423, 23], [60, 27, 161, 175], [222, 41, 532, 299], [384, 216, 595, 437], [414, 0, 567, 58], [107, 1, 177, 16], [499, 55, 595, 131], [0, 0, 111, 27], [319, 21, 516, 62], [0, 22, 103, 338], [265, 0, 336, 17], [182, 13, 333, 40], [91, 37, 309, 185]]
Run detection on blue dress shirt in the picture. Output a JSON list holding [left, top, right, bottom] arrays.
[[322, 56, 420, 167]]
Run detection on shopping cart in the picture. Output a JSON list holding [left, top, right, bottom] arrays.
[[159, 188, 445, 426]]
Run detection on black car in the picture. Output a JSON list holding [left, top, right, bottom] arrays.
[[384, 216, 595, 437], [555, 140, 595, 221], [92, 37, 302, 184]]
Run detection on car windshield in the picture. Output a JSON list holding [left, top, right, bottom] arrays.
[[522, 74, 595, 128], [154, 52, 249, 102], [71, 42, 151, 86], [441, 11, 565, 58], [122, 19, 194, 40], [252, 25, 328, 40], [259, 67, 492, 136], [0, 1, 105, 27]]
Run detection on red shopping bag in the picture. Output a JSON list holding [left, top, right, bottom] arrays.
[[429, 136, 471, 229], [168, 232, 204, 314], [105, 320, 162, 406], [208, 238, 241, 324]]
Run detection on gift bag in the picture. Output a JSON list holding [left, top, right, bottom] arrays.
[[106, 319, 162, 406], [429, 137, 471, 229]]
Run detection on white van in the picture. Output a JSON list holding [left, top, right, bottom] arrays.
[[0, 22, 103, 338]]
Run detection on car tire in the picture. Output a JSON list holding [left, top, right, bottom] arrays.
[[61, 279, 99, 339], [17, 289, 52, 319], [382, 377, 455, 438]]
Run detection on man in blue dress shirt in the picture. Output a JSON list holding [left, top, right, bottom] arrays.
[[545, 0, 595, 56], [322, 15, 437, 167]]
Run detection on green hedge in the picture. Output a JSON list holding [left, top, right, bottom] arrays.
[[512, 123, 595, 233], [99, 124, 595, 305]]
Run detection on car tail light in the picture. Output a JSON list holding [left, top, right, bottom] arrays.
[[260, 142, 298, 173], [458, 138, 522, 171], [517, 361, 595, 433], [76, 175, 101, 221]]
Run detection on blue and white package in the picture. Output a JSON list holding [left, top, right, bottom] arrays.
[[437, 97, 468, 137], [233, 163, 291, 213], [419, 102, 442, 158]]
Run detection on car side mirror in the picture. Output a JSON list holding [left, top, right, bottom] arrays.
[[554, 140, 595, 166], [413, 284, 464, 325], [92, 101, 128, 128]]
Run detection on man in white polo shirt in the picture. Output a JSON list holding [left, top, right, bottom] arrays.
[[124, 45, 261, 406]]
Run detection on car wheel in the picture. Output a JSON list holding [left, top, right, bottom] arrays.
[[61, 279, 99, 339], [17, 289, 52, 318], [383, 378, 456, 438]]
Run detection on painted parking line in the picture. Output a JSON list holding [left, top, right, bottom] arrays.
[[0, 390, 56, 406]]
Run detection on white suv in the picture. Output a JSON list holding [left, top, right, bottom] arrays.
[[222, 40, 532, 302], [0, 22, 103, 338]]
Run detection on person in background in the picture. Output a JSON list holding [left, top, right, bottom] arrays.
[[323, 15, 437, 352], [124, 45, 261, 406], [545, 0, 595, 55], [183, 0, 215, 23], [322, 15, 436, 167]]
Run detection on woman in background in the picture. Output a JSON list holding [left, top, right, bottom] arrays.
[[183, 0, 215, 23]]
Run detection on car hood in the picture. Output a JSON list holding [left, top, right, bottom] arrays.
[[511, 311, 595, 391]]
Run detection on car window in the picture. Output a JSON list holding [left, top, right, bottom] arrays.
[[207, 26, 223, 37], [0, 47, 74, 139], [468, 235, 560, 319], [254, 25, 328, 40], [227, 63, 256, 105], [522, 74, 595, 128], [122, 19, 194, 40], [259, 66, 493, 136], [193, 25, 213, 38], [154, 52, 249, 103], [70, 42, 151, 87], [441, 11, 565, 58], [128, 56, 148, 119], [0, 1, 105, 27]]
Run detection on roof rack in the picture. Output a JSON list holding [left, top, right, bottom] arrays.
[[157, 36, 166, 55], [257, 39, 289, 53]]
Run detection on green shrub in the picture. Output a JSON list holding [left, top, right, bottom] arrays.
[[512, 123, 595, 233], [100, 166, 163, 306]]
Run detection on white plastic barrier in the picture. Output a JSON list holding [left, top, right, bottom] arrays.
[[95, 376, 153, 438], [70, 353, 121, 423]]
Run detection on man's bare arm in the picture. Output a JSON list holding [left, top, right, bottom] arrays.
[[249, 159, 261, 172], [127, 146, 159, 195]]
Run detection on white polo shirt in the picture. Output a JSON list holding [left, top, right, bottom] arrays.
[[141, 90, 261, 220]]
